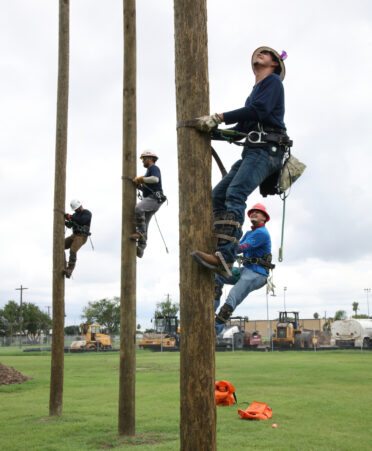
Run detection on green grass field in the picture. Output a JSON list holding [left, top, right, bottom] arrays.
[[1, 349, 371, 450]]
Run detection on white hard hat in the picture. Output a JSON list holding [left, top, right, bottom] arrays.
[[140, 151, 158, 161], [70, 199, 82, 211]]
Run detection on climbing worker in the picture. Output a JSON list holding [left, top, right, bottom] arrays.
[[63, 199, 92, 279], [190, 46, 290, 277], [130, 151, 166, 258], [214, 203, 274, 335]]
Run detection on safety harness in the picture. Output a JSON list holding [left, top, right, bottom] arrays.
[[139, 182, 167, 205], [65, 220, 91, 237], [236, 253, 276, 273], [211, 123, 292, 152]]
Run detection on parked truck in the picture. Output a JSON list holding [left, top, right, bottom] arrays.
[[272, 311, 316, 349], [331, 319, 372, 348], [215, 316, 262, 350]]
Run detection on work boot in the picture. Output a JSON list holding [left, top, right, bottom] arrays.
[[191, 250, 219, 268], [137, 246, 145, 258], [215, 303, 234, 335], [216, 303, 233, 325], [191, 250, 232, 278], [63, 267, 73, 279]]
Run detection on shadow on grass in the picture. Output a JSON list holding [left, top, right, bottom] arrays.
[[92, 432, 173, 448]]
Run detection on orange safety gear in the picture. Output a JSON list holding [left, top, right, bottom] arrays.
[[140, 151, 158, 161], [247, 203, 270, 222], [238, 401, 272, 420], [215, 380, 237, 406]]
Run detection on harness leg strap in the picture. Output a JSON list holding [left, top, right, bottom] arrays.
[[214, 211, 242, 245], [214, 278, 223, 301]]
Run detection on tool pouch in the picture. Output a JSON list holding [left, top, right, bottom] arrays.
[[155, 191, 167, 204]]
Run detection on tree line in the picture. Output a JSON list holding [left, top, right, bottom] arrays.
[[0, 296, 180, 340], [0, 300, 52, 343]]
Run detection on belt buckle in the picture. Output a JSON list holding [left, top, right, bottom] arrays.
[[247, 130, 267, 144]]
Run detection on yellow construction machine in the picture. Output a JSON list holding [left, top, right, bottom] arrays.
[[139, 316, 180, 351], [272, 311, 316, 349], [70, 324, 112, 351]]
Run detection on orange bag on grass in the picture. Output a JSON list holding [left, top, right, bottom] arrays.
[[238, 401, 272, 420], [215, 380, 237, 406]]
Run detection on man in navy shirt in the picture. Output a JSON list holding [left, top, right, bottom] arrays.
[[214, 203, 273, 334], [131, 151, 165, 258], [191, 46, 289, 278], [64, 199, 92, 279]]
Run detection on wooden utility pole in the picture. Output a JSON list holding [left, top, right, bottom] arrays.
[[118, 0, 137, 436], [49, 0, 69, 417], [15, 285, 28, 348], [174, 1, 216, 450]]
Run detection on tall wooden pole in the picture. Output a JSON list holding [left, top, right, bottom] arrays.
[[118, 0, 137, 436], [174, 1, 216, 450], [50, 0, 69, 417]]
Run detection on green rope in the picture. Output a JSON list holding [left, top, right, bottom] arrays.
[[278, 195, 287, 262]]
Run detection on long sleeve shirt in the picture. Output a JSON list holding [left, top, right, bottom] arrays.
[[223, 73, 285, 133], [142, 165, 163, 198]]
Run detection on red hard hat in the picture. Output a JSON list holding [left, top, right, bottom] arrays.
[[140, 151, 158, 161], [248, 203, 270, 222]]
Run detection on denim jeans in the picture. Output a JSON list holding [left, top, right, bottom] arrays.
[[135, 195, 161, 248], [215, 267, 267, 335], [212, 146, 282, 263]]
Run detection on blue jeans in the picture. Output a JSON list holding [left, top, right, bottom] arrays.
[[212, 146, 282, 263], [215, 267, 267, 335]]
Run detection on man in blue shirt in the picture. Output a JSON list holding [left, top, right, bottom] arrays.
[[131, 151, 165, 258], [191, 46, 289, 277], [214, 203, 274, 334]]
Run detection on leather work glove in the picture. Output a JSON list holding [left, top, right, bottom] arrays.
[[65, 219, 73, 228], [196, 113, 222, 132], [133, 176, 145, 185]]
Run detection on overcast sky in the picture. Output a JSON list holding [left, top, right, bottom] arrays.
[[1, 0, 372, 329]]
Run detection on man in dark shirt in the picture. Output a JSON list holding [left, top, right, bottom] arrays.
[[191, 46, 289, 277], [130, 151, 165, 258], [63, 199, 92, 279]]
